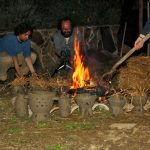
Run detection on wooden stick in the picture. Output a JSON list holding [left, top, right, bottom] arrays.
[[139, 0, 143, 34], [101, 32, 150, 80]]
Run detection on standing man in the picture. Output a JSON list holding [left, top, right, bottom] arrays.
[[0, 22, 36, 81], [134, 18, 150, 49]]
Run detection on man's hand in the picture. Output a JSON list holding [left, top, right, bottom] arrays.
[[25, 56, 35, 74], [15, 70, 24, 78], [12, 56, 23, 77], [134, 34, 145, 50], [31, 72, 37, 77]]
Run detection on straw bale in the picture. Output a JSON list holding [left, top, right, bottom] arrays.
[[11, 74, 69, 91], [11, 76, 28, 87], [117, 56, 150, 94]]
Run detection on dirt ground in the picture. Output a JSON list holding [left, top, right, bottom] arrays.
[[0, 91, 150, 150]]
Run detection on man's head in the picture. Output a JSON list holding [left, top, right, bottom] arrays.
[[14, 22, 33, 42], [58, 17, 74, 38]]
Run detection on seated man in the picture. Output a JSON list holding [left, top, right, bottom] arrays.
[[53, 17, 83, 75], [0, 22, 36, 81]]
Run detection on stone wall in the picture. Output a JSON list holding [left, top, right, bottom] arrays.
[[30, 25, 119, 74], [32, 25, 119, 52]]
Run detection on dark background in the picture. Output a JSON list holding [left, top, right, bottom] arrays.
[[0, 0, 148, 47], [0, 0, 123, 30]]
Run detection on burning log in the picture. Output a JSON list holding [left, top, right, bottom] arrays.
[[68, 86, 106, 97]]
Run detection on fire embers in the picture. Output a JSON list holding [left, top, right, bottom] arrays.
[[71, 35, 92, 89], [76, 93, 97, 117]]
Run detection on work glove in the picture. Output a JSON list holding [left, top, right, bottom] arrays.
[[134, 34, 145, 50]]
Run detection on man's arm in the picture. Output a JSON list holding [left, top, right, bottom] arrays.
[[12, 56, 22, 76], [25, 56, 35, 74], [134, 18, 150, 49], [53, 31, 64, 56], [142, 18, 150, 35]]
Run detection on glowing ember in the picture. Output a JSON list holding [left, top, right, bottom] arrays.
[[70, 35, 91, 89]]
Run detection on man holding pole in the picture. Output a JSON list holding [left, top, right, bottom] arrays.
[[134, 18, 150, 49]]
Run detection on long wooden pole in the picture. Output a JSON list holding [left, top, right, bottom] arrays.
[[101, 32, 150, 81]]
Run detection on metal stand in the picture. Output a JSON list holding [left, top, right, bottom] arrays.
[[51, 50, 73, 77]]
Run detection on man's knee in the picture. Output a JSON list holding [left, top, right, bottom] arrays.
[[0, 54, 12, 81], [31, 52, 37, 64], [0, 73, 7, 81]]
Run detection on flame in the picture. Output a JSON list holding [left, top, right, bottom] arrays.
[[70, 35, 91, 89]]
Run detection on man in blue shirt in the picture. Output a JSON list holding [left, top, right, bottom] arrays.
[[0, 22, 36, 81], [134, 18, 150, 49]]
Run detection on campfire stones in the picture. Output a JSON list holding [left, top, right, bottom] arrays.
[[108, 94, 126, 116], [59, 94, 71, 117], [28, 90, 55, 122], [76, 93, 96, 117]]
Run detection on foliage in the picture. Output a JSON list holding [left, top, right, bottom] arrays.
[[0, 0, 122, 30], [36, 122, 47, 128], [64, 122, 95, 130], [0, 0, 41, 30], [97, 106, 110, 119], [46, 144, 68, 150], [6, 127, 22, 134], [35, 0, 122, 27]]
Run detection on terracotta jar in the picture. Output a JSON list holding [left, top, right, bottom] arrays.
[[76, 93, 96, 117], [28, 90, 55, 122], [131, 94, 147, 112], [15, 94, 28, 118], [108, 94, 126, 116], [59, 94, 71, 117]]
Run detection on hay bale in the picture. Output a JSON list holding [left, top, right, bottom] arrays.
[[117, 56, 150, 94], [11, 74, 69, 91]]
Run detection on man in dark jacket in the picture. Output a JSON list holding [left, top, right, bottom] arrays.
[[52, 17, 83, 76], [53, 17, 83, 60]]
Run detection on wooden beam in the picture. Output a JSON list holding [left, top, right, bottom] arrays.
[[139, 0, 143, 33]]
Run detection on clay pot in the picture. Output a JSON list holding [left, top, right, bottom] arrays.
[[131, 95, 147, 112], [108, 94, 126, 116], [12, 86, 25, 95], [28, 90, 55, 122], [59, 94, 71, 117], [15, 94, 28, 118], [76, 93, 96, 117]]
